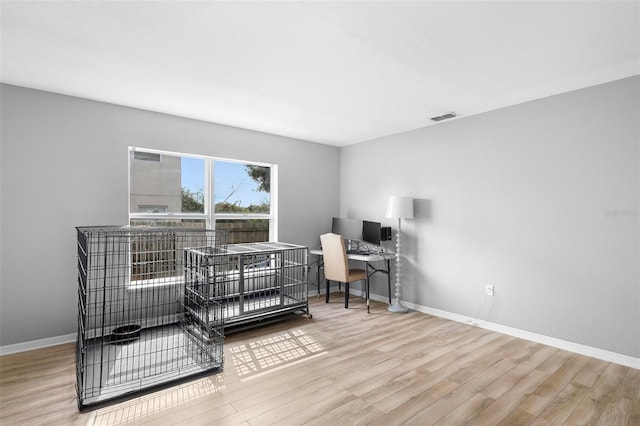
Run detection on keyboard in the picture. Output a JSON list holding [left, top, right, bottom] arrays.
[[346, 250, 370, 256]]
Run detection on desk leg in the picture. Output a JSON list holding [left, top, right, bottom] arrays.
[[366, 276, 370, 314], [387, 259, 392, 304], [359, 259, 392, 311]]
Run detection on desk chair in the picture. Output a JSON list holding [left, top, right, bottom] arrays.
[[320, 233, 369, 311]]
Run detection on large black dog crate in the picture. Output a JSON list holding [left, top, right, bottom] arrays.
[[185, 242, 310, 329], [76, 226, 227, 409]]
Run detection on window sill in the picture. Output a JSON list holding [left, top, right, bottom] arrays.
[[127, 276, 184, 291]]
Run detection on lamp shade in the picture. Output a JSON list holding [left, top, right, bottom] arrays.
[[385, 196, 414, 219]]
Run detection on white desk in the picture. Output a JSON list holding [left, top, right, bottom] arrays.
[[308, 249, 395, 312]]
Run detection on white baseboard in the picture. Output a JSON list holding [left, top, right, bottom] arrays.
[[361, 291, 639, 370], [0, 333, 76, 356]]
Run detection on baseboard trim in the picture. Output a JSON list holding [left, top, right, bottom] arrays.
[[361, 291, 639, 369], [0, 333, 76, 356]]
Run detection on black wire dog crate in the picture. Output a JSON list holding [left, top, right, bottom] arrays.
[[76, 226, 227, 409], [185, 242, 310, 329]]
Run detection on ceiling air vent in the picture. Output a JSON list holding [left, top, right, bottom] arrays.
[[430, 112, 458, 122]]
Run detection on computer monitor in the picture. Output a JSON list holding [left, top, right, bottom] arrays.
[[331, 217, 363, 242], [362, 220, 381, 246]]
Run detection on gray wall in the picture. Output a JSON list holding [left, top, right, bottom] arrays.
[[0, 84, 340, 346], [340, 76, 639, 358]]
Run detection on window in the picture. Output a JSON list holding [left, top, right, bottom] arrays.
[[129, 148, 277, 244]]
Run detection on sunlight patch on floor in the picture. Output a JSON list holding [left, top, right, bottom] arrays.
[[84, 375, 223, 426], [229, 328, 325, 380]]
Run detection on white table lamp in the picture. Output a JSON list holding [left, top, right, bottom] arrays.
[[385, 196, 414, 313]]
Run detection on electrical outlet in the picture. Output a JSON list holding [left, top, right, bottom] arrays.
[[485, 285, 494, 296]]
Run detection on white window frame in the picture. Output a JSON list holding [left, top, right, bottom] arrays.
[[128, 147, 278, 241]]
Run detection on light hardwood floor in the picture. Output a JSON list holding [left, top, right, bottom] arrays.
[[1, 297, 639, 425]]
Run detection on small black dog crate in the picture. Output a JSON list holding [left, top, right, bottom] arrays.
[[76, 226, 227, 409], [185, 242, 310, 329]]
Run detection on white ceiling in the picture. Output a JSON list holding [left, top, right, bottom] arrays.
[[1, 1, 639, 147]]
